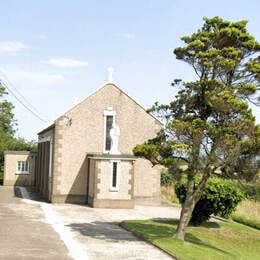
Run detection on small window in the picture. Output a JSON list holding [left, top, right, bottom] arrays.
[[112, 162, 117, 188], [110, 161, 119, 191], [105, 115, 114, 151], [17, 161, 29, 174]]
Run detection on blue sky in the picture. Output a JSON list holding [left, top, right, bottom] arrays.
[[0, 0, 259, 140]]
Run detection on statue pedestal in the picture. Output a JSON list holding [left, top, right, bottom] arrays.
[[86, 153, 136, 208], [109, 149, 121, 155]]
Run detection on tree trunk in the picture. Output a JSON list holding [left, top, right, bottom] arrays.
[[175, 181, 197, 240], [175, 172, 211, 240]]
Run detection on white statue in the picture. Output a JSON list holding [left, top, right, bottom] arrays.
[[109, 122, 120, 154]]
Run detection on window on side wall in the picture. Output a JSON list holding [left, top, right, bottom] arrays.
[[110, 160, 120, 191], [17, 161, 29, 174]]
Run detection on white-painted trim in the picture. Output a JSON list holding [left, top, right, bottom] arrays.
[[103, 109, 116, 153], [16, 160, 30, 174], [109, 160, 120, 192], [16, 171, 30, 175], [103, 108, 116, 116]]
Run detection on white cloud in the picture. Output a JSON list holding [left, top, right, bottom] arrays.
[[122, 33, 135, 40], [1, 68, 64, 86], [0, 41, 30, 53], [42, 58, 88, 68]]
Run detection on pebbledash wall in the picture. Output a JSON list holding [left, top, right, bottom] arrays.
[[37, 83, 163, 207], [4, 151, 36, 186]]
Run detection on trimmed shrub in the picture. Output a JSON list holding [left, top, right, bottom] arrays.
[[175, 178, 245, 225], [240, 183, 260, 201], [161, 169, 175, 186]]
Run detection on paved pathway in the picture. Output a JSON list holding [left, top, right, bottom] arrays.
[[52, 204, 179, 260], [0, 186, 180, 259], [0, 186, 71, 260]]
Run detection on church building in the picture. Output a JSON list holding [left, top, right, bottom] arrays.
[[35, 78, 163, 208], [4, 74, 163, 208]]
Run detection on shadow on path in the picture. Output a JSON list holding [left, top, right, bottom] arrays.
[[13, 186, 47, 203], [67, 221, 141, 242]]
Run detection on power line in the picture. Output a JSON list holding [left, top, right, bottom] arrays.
[[0, 70, 45, 116], [0, 77, 48, 123]]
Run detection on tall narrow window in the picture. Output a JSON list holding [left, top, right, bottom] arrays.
[[105, 115, 114, 151], [110, 160, 120, 191], [112, 162, 117, 188]]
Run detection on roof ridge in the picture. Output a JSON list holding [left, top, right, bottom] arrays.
[[38, 82, 162, 134]]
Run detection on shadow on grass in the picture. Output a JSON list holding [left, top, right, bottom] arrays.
[[198, 221, 220, 228], [123, 219, 235, 258], [152, 218, 220, 229], [184, 232, 233, 256]]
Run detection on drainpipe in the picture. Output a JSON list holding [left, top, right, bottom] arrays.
[[48, 137, 53, 202]]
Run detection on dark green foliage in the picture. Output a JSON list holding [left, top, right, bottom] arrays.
[[239, 183, 260, 201], [134, 16, 259, 238], [160, 169, 175, 186], [0, 134, 37, 173], [0, 83, 16, 137], [175, 178, 245, 225], [134, 16, 260, 181], [0, 82, 37, 174], [0, 171, 3, 183]]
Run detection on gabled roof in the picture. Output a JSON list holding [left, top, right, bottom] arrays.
[[38, 82, 162, 135], [38, 122, 55, 135]]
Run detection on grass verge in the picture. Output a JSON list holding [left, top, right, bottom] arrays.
[[231, 214, 260, 230], [121, 219, 260, 260], [234, 200, 260, 220], [231, 199, 260, 230]]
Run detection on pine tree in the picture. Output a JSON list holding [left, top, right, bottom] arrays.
[[134, 17, 260, 240]]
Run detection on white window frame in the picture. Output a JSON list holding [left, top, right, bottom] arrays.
[[110, 160, 120, 192], [103, 108, 116, 153], [16, 160, 30, 174]]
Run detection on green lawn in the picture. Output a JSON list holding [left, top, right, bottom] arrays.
[[121, 219, 260, 260]]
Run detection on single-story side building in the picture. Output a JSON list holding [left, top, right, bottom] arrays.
[[3, 151, 36, 186], [4, 81, 163, 208]]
